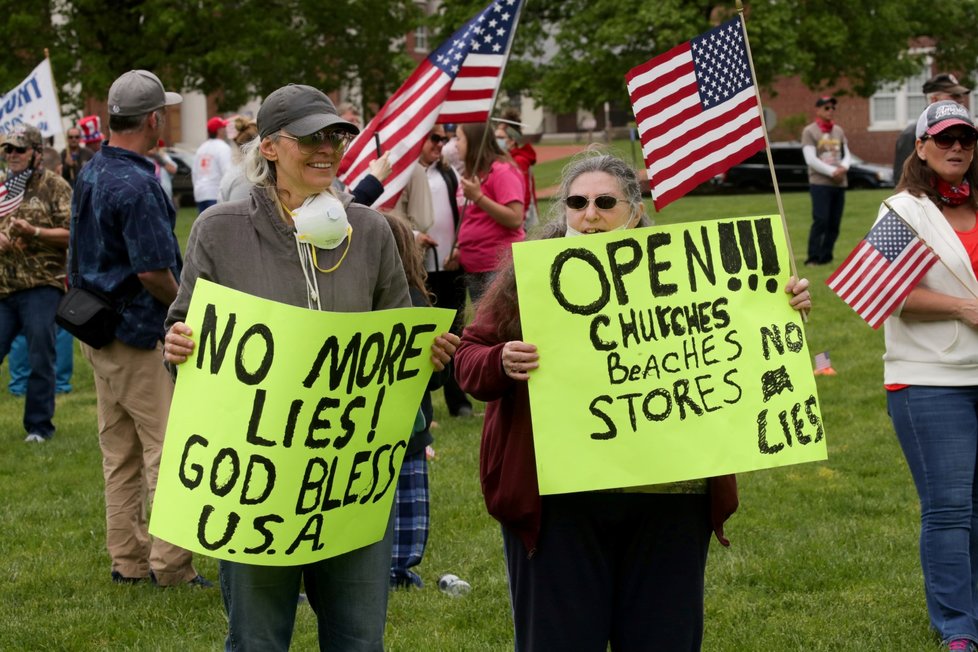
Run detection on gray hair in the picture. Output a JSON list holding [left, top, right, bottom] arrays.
[[243, 134, 279, 187], [548, 149, 645, 225]]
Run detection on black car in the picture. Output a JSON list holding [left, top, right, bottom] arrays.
[[716, 143, 894, 192], [166, 148, 195, 208]]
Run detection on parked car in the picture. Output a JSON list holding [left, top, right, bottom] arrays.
[[166, 148, 195, 208], [716, 142, 894, 192]]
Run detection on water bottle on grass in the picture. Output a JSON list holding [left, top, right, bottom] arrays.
[[438, 574, 471, 597]]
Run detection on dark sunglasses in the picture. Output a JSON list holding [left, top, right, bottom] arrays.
[[565, 194, 622, 210], [67, 134, 81, 139], [926, 131, 978, 150], [279, 129, 353, 154], [429, 134, 449, 145], [2, 144, 28, 155]]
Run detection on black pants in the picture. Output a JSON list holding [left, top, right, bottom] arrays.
[[807, 184, 846, 264], [502, 492, 711, 652]]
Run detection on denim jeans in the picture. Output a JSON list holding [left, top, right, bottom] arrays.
[[9, 328, 74, 395], [807, 184, 845, 264], [0, 286, 61, 438], [220, 510, 394, 652], [888, 385, 978, 645]]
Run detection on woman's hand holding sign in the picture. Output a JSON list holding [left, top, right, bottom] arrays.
[[501, 340, 538, 381], [164, 322, 195, 365]]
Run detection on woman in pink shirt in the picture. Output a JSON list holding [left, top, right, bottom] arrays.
[[447, 123, 525, 302]]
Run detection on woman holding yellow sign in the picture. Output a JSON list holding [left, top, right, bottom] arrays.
[[455, 151, 811, 651], [162, 84, 458, 652]]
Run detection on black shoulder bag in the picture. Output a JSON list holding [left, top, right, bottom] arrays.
[[55, 237, 121, 349]]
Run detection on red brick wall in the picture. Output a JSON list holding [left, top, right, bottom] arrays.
[[760, 77, 898, 166]]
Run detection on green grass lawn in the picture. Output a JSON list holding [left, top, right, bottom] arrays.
[[0, 187, 947, 650]]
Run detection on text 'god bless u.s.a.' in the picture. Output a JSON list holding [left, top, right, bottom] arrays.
[[150, 280, 454, 565]]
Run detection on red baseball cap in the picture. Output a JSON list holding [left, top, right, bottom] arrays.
[[207, 116, 228, 133]]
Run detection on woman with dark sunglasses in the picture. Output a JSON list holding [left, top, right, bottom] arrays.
[[883, 101, 978, 652], [455, 151, 811, 651]]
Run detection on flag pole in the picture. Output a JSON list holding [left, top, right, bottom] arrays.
[[471, 0, 527, 179], [882, 198, 978, 298], [735, 1, 797, 278], [462, 0, 528, 234], [44, 48, 66, 139]]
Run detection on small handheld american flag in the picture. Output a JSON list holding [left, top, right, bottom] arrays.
[[826, 210, 939, 329]]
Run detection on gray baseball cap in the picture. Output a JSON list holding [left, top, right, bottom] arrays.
[[915, 100, 977, 139], [257, 84, 360, 139], [107, 70, 182, 117]]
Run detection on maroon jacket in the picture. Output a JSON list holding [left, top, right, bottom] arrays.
[[455, 308, 543, 553], [508, 143, 537, 211]]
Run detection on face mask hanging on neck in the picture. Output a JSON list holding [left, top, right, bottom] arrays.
[[292, 192, 351, 250]]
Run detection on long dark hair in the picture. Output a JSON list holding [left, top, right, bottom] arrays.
[[898, 141, 978, 210], [384, 214, 432, 305], [476, 151, 647, 342], [460, 122, 511, 177]]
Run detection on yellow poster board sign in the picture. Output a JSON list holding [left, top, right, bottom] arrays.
[[513, 216, 826, 495], [149, 280, 454, 565]]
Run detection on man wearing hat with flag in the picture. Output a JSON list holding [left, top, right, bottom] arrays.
[[802, 95, 851, 266], [70, 70, 209, 588], [0, 123, 72, 443], [893, 73, 971, 185]]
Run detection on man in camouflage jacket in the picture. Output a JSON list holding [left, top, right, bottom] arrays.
[[0, 123, 71, 442]]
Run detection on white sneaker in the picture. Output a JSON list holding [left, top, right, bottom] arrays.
[[24, 433, 46, 443]]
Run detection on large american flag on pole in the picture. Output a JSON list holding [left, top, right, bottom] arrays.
[[826, 210, 939, 329], [338, 0, 522, 209], [626, 18, 766, 211], [0, 169, 32, 219]]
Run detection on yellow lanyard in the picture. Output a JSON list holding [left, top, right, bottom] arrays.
[[277, 194, 353, 273]]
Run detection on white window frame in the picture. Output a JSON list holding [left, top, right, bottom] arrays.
[[868, 54, 932, 132]]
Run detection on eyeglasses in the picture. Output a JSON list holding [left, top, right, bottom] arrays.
[[67, 134, 81, 140], [925, 132, 978, 150], [820, 105, 837, 111], [279, 129, 353, 154], [565, 194, 622, 210], [429, 134, 449, 145], [2, 144, 28, 155]]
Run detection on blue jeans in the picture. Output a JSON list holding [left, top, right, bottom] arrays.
[[807, 184, 845, 264], [888, 385, 978, 645], [0, 286, 61, 438], [9, 328, 74, 395], [197, 199, 217, 214], [220, 510, 393, 652]]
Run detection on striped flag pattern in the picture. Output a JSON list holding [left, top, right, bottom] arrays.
[[0, 169, 32, 219], [338, 0, 521, 210], [826, 210, 939, 329], [626, 19, 766, 210]]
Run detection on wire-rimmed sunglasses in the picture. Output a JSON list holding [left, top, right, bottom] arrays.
[[565, 194, 622, 210], [924, 131, 978, 151], [279, 129, 353, 154]]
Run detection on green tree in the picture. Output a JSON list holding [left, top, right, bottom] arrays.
[[1, 0, 422, 118], [432, 0, 978, 115]]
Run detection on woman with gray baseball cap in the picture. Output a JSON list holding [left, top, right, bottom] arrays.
[[883, 101, 978, 651], [163, 84, 459, 651]]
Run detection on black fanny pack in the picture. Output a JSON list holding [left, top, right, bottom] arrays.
[[56, 286, 120, 349]]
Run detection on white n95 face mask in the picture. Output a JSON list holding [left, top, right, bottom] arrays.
[[292, 192, 351, 250]]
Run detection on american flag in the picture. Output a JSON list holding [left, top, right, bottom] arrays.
[[626, 18, 766, 211], [826, 210, 939, 329], [338, 0, 522, 209], [0, 169, 32, 219]]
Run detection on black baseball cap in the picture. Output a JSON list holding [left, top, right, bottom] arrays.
[[257, 84, 360, 139]]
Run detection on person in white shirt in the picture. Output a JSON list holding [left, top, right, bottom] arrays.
[[191, 116, 231, 213], [418, 125, 473, 417]]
